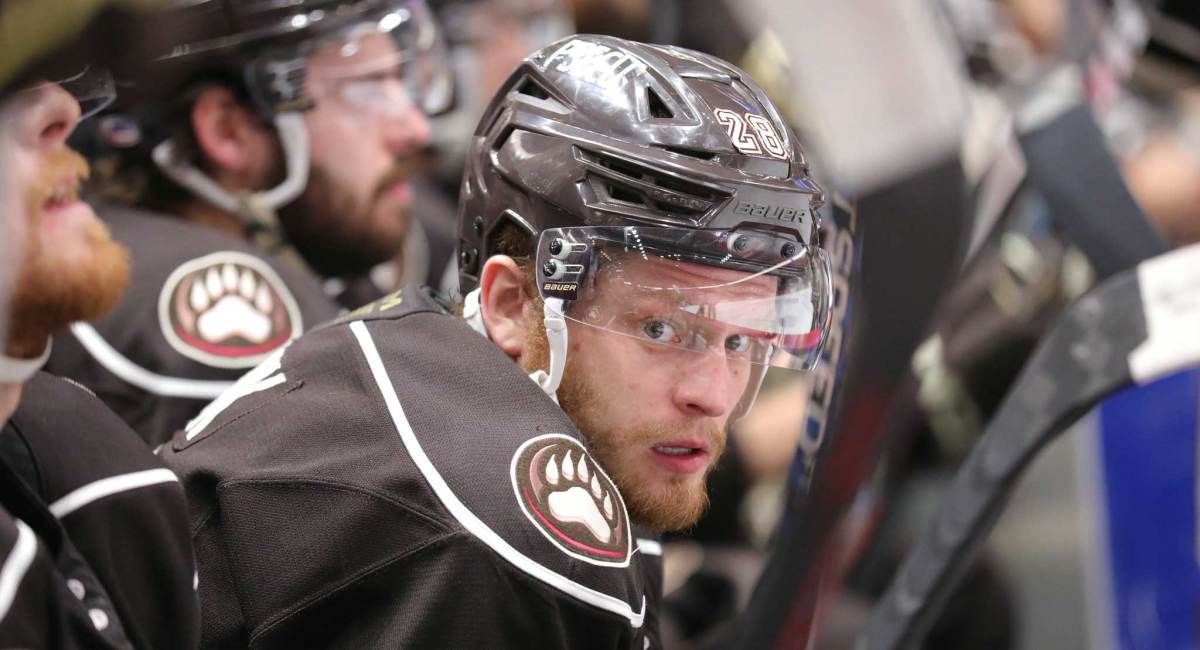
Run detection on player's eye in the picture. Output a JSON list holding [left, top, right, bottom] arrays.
[[641, 319, 679, 344], [725, 333, 751, 354]]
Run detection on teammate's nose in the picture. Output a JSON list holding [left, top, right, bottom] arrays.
[[381, 103, 431, 156]]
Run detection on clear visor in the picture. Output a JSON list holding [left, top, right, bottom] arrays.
[[39, 66, 115, 121], [63, 66, 116, 121], [298, 0, 454, 117], [535, 226, 834, 372]]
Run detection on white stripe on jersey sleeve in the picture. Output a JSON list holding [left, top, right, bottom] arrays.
[[49, 469, 179, 519], [70, 323, 234, 399], [0, 520, 37, 623]]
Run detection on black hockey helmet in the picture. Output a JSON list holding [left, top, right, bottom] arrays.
[[458, 35, 833, 402]]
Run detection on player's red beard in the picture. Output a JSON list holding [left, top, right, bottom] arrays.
[[520, 314, 726, 532], [6, 149, 129, 357], [277, 158, 416, 279]]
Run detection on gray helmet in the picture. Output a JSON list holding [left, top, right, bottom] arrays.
[[459, 35, 833, 404], [459, 34, 824, 290]]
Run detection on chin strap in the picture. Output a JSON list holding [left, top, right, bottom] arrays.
[[462, 287, 488, 337], [0, 338, 51, 385], [151, 112, 310, 251], [463, 289, 568, 402], [528, 298, 567, 403]]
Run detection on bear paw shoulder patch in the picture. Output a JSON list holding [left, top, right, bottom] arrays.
[[158, 251, 303, 369], [511, 434, 632, 567]]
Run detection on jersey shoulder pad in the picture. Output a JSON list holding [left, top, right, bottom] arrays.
[[347, 309, 653, 627]]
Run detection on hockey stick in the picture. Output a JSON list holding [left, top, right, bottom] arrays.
[[858, 242, 1200, 650]]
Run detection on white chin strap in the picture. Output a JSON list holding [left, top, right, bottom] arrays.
[[151, 112, 310, 247], [463, 289, 568, 403], [528, 298, 567, 402], [0, 338, 51, 384]]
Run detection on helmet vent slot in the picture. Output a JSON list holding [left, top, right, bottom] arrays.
[[659, 146, 717, 161], [646, 87, 674, 119], [492, 125, 516, 152], [607, 183, 646, 205], [516, 77, 551, 100], [576, 147, 731, 225]]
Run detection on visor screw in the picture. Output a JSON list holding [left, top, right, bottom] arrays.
[[781, 242, 797, 257], [472, 216, 484, 236], [460, 248, 478, 268], [549, 238, 564, 256], [731, 234, 749, 252], [542, 260, 559, 277]]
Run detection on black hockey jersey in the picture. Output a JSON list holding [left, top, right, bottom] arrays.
[[0, 372, 198, 649], [164, 287, 664, 649], [45, 205, 341, 447]]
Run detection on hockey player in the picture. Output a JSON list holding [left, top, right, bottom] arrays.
[[46, 0, 453, 445], [0, 5, 198, 647], [164, 35, 832, 647]]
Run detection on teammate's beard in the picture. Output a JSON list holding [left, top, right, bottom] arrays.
[[277, 158, 415, 279], [520, 314, 724, 533], [7, 149, 129, 357]]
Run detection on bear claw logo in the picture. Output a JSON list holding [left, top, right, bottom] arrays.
[[159, 252, 303, 369], [512, 434, 631, 566]]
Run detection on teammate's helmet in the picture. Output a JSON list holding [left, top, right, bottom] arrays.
[[459, 35, 833, 378], [81, 0, 452, 237], [130, 0, 452, 118]]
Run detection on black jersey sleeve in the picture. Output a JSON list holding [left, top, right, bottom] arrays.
[[0, 515, 112, 649], [245, 531, 651, 649], [4, 373, 199, 650], [192, 481, 650, 649]]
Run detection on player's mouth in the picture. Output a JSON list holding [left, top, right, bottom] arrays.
[[649, 438, 710, 475], [379, 179, 410, 205], [38, 174, 90, 228]]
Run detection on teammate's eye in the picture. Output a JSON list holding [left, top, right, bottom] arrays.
[[339, 79, 388, 103], [641, 319, 678, 344], [725, 334, 751, 353]]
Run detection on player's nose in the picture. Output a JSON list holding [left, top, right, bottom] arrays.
[[18, 83, 81, 150], [670, 352, 738, 419]]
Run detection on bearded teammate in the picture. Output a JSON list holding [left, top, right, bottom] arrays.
[[164, 35, 832, 647], [0, 4, 198, 647], [45, 0, 452, 445]]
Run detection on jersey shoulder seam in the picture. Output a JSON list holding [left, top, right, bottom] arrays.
[[214, 476, 453, 535], [247, 528, 465, 644]]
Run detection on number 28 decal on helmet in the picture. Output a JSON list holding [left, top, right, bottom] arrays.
[[714, 108, 788, 159]]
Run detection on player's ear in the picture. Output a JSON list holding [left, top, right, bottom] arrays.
[[190, 86, 276, 189], [479, 255, 535, 359]]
